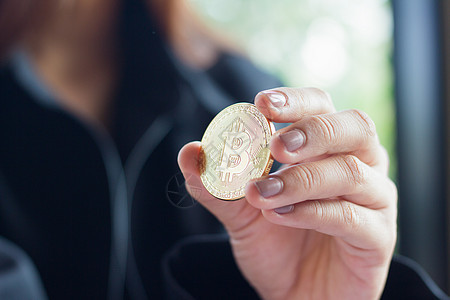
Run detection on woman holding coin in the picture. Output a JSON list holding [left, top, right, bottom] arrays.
[[0, 0, 446, 299], [179, 87, 398, 299]]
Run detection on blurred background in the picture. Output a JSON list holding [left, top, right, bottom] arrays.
[[189, 0, 449, 294], [0, 0, 447, 295], [189, 0, 395, 177]]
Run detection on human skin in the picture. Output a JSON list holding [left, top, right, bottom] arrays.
[[1, 0, 396, 296], [9, 0, 220, 125], [178, 87, 397, 300]]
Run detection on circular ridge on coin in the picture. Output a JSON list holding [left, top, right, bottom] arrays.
[[200, 103, 275, 200]]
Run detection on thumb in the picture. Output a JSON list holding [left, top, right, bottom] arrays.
[[177, 142, 254, 230]]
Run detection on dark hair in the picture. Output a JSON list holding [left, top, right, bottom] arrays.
[[0, 0, 233, 65]]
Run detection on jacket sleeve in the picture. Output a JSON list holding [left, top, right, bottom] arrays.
[[381, 255, 449, 300], [0, 237, 47, 300], [162, 234, 449, 300], [161, 234, 259, 300]]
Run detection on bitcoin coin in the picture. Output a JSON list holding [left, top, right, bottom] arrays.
[[200, 103, 275, 200]]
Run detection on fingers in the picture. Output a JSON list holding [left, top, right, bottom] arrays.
[[261, 199, 397, 251], [270, 109, 388, 171], [255, 87, 389, 172], [245, 154, 397, 210], [254, 87, 336, 123], [245, 154, 397, 249]]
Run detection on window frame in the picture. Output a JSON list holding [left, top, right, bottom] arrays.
[[393, 0, 448, 293]]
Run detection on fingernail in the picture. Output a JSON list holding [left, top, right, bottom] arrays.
[[274, 205, 294, 214], [254, 177, 283, 198], [279, 130, 305, 152], [262, 91, 286, 107]]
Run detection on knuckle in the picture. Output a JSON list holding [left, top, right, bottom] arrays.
[[386, 179, 398, 205], [312, 201, 323, 217], [321, 89, 334, 108], [388, 219, 398, 244], [340, 155, 366, 186], [311, 201, 326, 226], [339, 201, 361, 230], [308, 87, 333, 105], [292, 164, 322, 193], [289, 87, 335, 118], [309, 115, 340, 145], [379, 145, 390, 169], [349, 109, 377, 137], [389, 223, 398, 250], [294, 88, 311, 116]]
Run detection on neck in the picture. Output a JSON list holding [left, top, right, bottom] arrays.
[[24, 0, 119, 127]]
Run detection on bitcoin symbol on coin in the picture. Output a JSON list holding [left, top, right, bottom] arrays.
[[200, 103, 275, 200], [216, 118, 251, 182]]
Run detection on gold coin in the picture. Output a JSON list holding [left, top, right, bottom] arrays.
[[200, 103, 275, 200]]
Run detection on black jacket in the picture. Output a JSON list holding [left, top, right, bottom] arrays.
[[0, 0, 447, 299]]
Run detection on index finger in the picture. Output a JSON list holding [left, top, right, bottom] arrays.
[[254, 87, 336, 123]]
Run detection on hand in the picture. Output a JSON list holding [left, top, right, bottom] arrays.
[[178, 87, 397, 300]]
